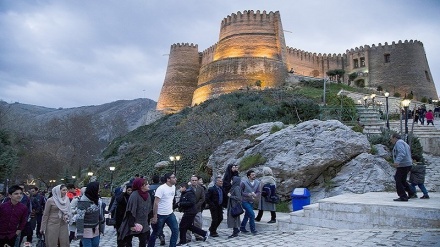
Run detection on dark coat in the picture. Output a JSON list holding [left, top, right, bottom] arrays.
[[178, 188, 198, 215], [206, 185, 227, 209], [410, 164, 426, 184], [227, 176, 242, 228], [115, 192, 130, 230]]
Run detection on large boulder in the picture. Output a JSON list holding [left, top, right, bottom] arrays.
[[208, 120, 371, 195], [310, 153, 396, 202]]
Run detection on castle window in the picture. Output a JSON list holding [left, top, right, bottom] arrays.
[[353, 59, 359, 68], [425, 70, 431, 82], [360, 57, 365, 67], [384, 54, 390, 63]]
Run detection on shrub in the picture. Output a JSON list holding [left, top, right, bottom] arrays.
[[239, 154, 266, 171], [393, 92, 401, 97], [420, 96, 428, 103], [270, 125, 283, 134]]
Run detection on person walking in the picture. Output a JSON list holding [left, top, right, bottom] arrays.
[[255, 167, 277, 223], [115, 184, 133, 247], [226, 176, 242, 238], [40, 184, 71, 247], [30, 186, 46, 239], [240, 170, 260, 235], [409, 163, 430, 199], [118, 178, 152, 247], [0, 185, 28, 247], [147, 175, 165, 246], [426, 109, 434, 125], [76, 182, 105, 247], [148, 173, 179, 247], [222, 164, 239, 194], [175, 183, 209, 246], [70, 187, 86, 245], [185, 175, 205, 242], [206, 177, 227, 237], [390, 133, 416, 201]]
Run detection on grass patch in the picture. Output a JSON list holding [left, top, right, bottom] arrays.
[[276, 200, 291, 212], [238, 154, 266, 171]]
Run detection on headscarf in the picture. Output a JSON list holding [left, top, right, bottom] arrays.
[[52, 184, 71, 220], [133, 178, 149, 201], [231, 176, 241, 189], [85, 181, 100, 205], [262, 167, 274, 176]]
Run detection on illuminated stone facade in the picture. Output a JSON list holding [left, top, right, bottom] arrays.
[[157, 10, 438, 113]]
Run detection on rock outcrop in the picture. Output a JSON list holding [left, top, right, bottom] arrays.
[[208, 120, 374, 199]]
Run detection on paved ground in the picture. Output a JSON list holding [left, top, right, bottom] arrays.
[[59, 226, 440, 247]]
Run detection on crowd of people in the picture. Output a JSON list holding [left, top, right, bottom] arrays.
[[0, 165, 281, 247]]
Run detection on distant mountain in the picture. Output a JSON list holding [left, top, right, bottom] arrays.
[[0, 98, 161, 139]]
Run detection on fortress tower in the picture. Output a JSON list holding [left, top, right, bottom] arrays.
[[156, 43, 200, 113], [156, 11, 438, 114]]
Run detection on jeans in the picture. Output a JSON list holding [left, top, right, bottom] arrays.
[[148, 213, 178, 247], [81, 236, 100, 247], [240, 201, 256, 232], [410, 183, 429, 196]]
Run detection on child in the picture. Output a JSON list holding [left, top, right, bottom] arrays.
[[409, 163, 430, 199]]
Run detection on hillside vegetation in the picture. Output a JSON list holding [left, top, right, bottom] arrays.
[[99, 83, 360, 185]]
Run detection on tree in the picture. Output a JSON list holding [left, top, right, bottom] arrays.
[[0, 129, 18, 182]]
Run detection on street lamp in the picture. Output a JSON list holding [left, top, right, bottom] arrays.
[[402, 99, 411, 142], [363, 96, 368, 108], [323, 77, 328, 105], [169, 155, 181, 176], [370, 94, 376, 109], [384, 92, 390, 129], [109, 166, 115, 192], [87, 172, 94, 177]]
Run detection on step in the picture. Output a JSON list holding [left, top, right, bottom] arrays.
[[288, 192, 440, 230]]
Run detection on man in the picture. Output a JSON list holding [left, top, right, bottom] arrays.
[[186, 175, 205, 242], [176, 183, 208, 246], [240, 170, 260, 235], [29, 187, 45, 239], [0, 185, 28, 247], [206, 176, 227, 237], [148, 173, 179, 247], [148, 175, 166, 246], [390, 133, 415, 201]]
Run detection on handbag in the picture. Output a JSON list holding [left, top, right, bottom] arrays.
[[231, 203, 244, 217], [36, 235, 46, 247], [106, 217, 116, 226]]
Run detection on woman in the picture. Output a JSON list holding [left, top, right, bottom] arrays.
[[223, 164, 239, 194], [116, 184, 133, 247], [226, 176, 242, 238], [118, 178, 151, 247], [40, 184, 71, 247], [255, 167, 277, 223], [77, 182, 105, 247]]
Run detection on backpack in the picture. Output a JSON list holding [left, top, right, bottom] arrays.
[[262, 183, 280, 204]]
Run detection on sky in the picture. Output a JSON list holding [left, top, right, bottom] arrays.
[[1, 0, 439, 109]]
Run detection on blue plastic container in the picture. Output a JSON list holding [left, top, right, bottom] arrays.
[[291, 188, 311, 211]]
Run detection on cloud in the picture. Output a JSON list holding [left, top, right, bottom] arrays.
[[0, 0, 439, 108]]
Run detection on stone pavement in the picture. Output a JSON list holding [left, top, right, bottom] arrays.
[[59, 226, 440, 247]]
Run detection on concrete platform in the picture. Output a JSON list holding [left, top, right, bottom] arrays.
[[188, 192, 440, 233]]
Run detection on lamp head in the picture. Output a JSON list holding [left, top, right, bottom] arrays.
[[402, 99, 411, 107], [169, 156, 175, 161], [363, 96, 368, 100], [370, 94, 376, 99], [384, 92, 389, 97], [109, 166, 115, 171]]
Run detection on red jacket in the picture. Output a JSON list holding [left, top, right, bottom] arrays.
[[426, 111, 434, 121]]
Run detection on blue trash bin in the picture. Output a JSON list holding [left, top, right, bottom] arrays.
[[291, 188, 311, 211]]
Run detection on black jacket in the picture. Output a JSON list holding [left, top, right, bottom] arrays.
[[178, 188, 198, 215], [206, 185, 227, 209]]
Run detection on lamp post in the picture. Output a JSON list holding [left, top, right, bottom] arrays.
[[169, 155, 181, 176], [363, 96, 368, 108], [109, 166, 115, 192], [402, 99, 411, 143], [323, 77, 328, 105], [370, 94, 376, 109], [384, 92, 390, 129]]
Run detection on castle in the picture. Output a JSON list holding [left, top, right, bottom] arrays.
[[157, 10, 438, 113]]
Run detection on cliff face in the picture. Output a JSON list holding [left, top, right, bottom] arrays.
[[157, 10, 439, 114]]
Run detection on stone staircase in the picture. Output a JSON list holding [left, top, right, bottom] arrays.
[[356, 105, 384, 135]]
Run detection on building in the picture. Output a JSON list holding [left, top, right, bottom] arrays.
[[157, 10, 438, 114]]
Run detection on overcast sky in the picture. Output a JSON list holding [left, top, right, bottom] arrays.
[[1, 0, 439, 108]]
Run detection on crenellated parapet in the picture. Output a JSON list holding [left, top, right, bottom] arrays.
[[221, 10, 276, 27], [200, 43, 218, 67]]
